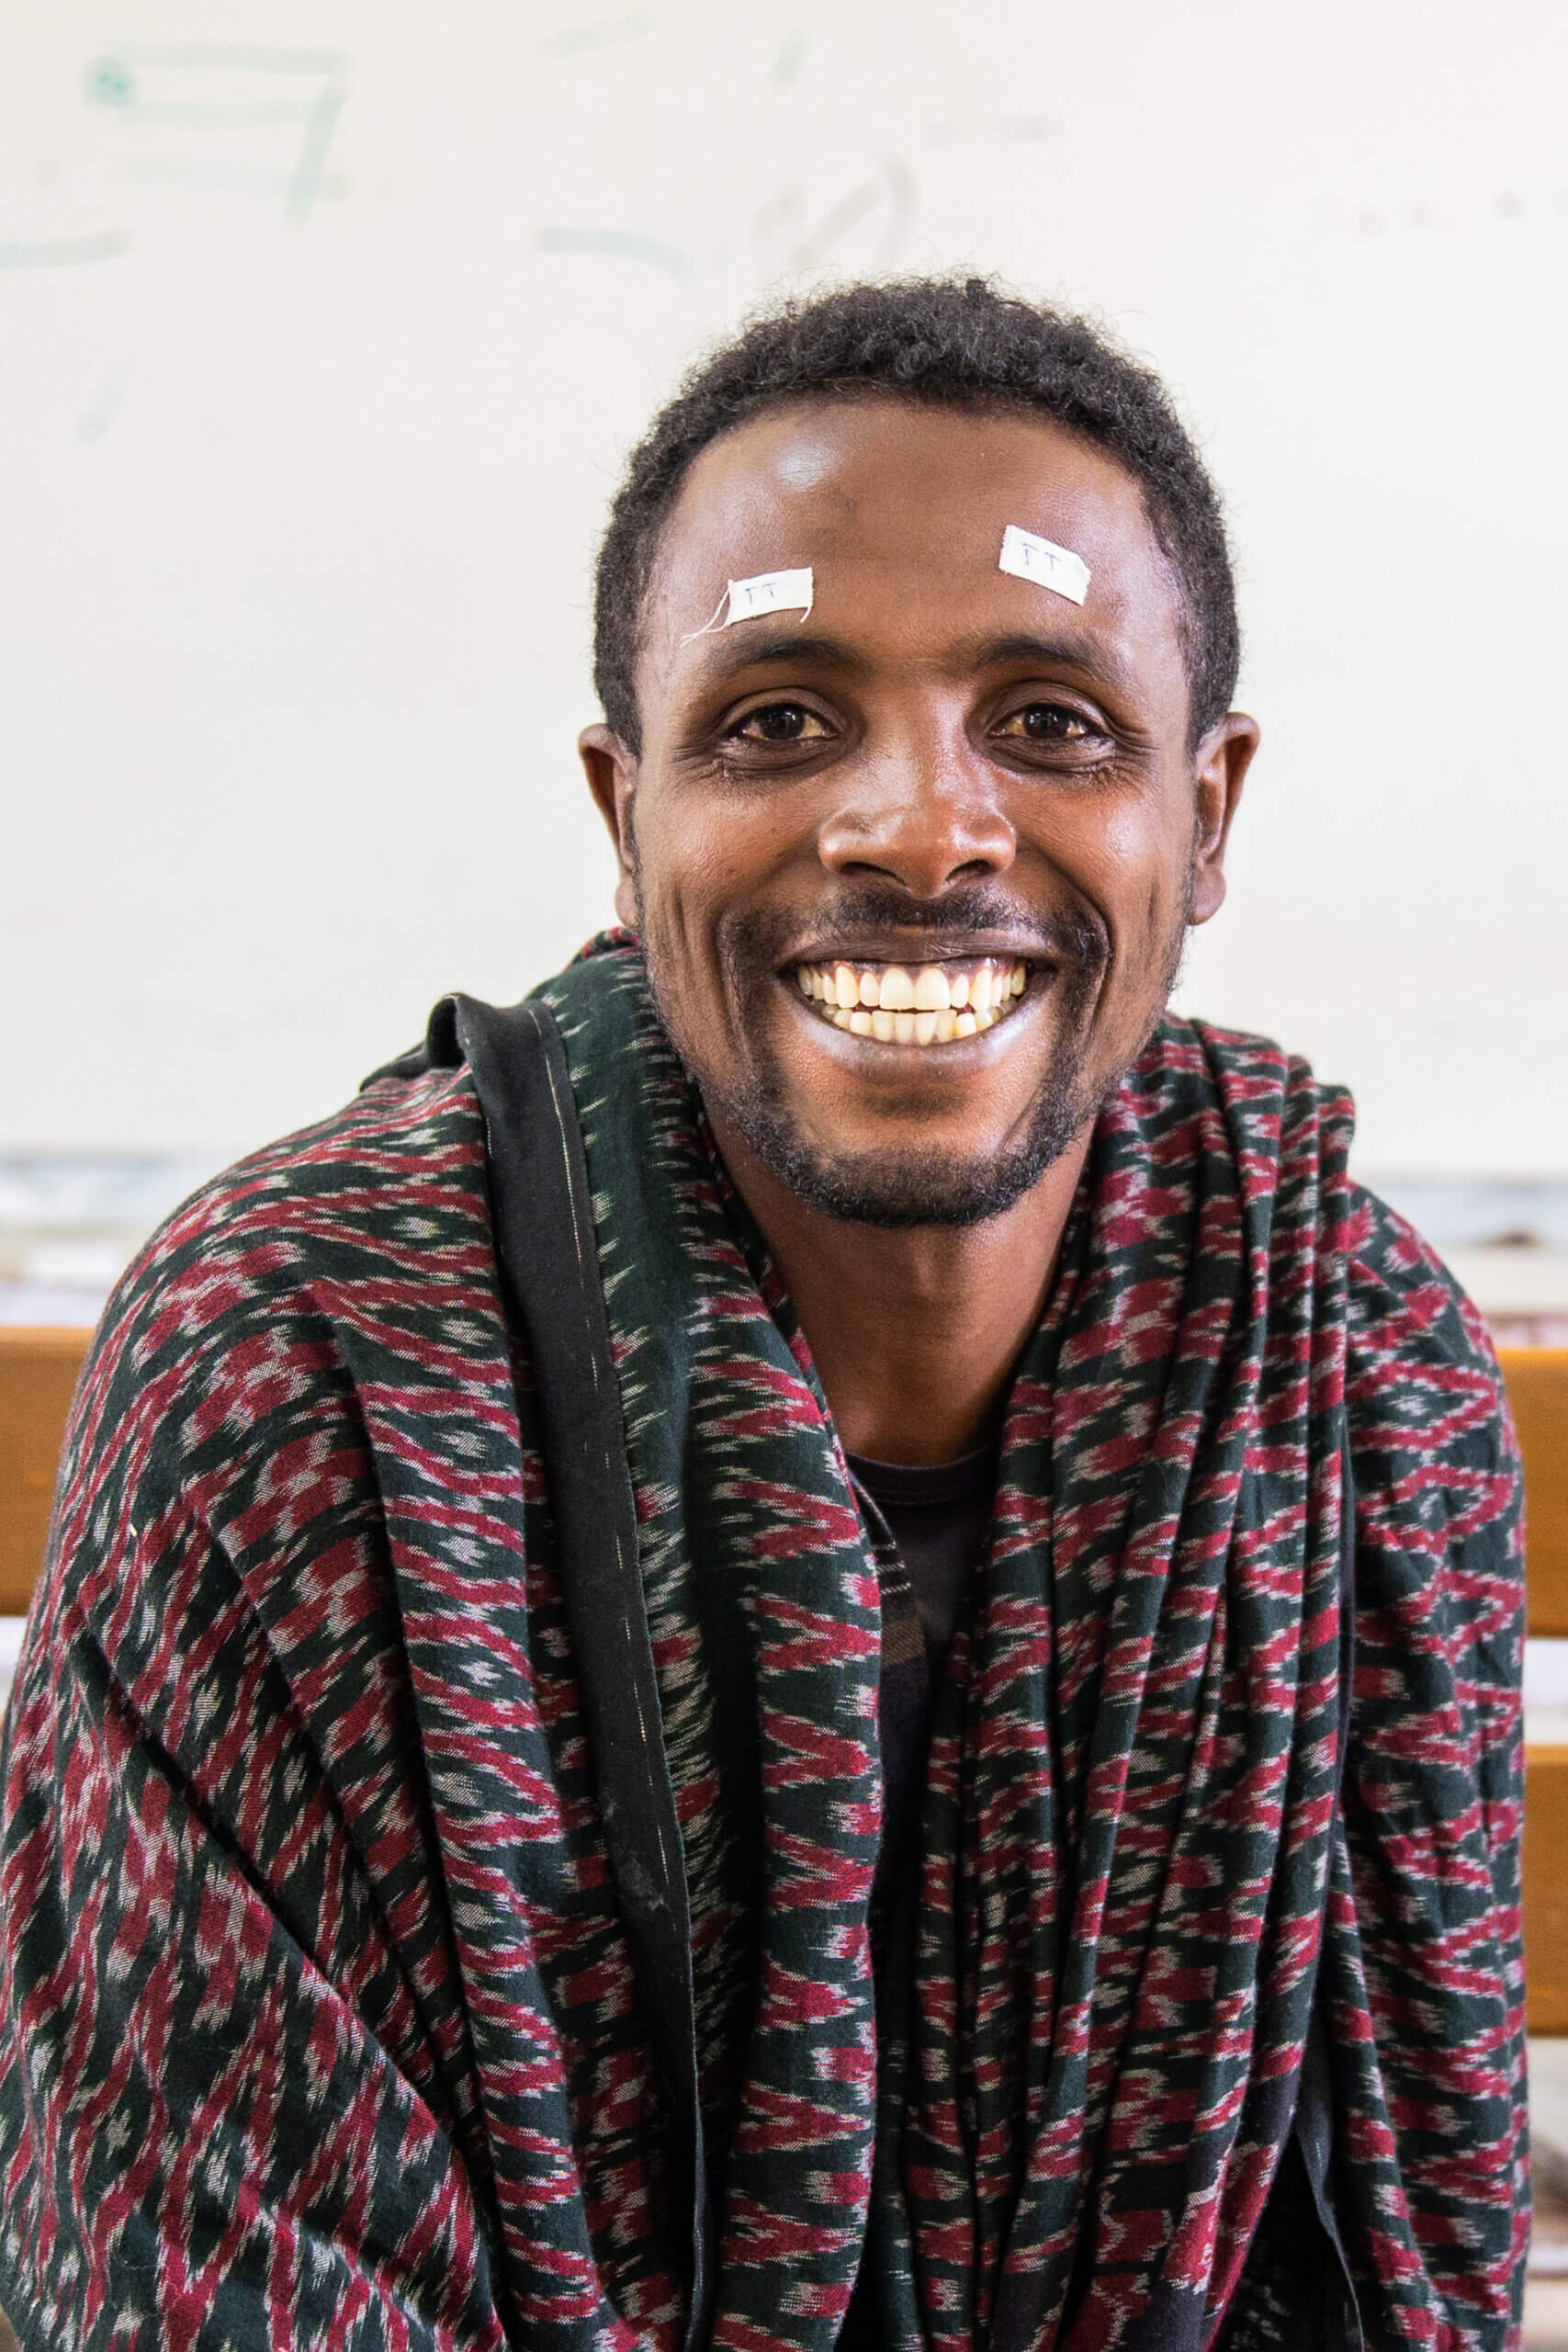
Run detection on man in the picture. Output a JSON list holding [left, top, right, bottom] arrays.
[[0, 279, 1528, 2349]]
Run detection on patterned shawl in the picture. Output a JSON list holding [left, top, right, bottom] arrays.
[[0, 938, 1526, 2350]]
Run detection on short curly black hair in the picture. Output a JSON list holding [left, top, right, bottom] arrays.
[[592, 275, 1240, 755]]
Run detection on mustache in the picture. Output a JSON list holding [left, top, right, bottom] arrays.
[[728, 885, 1110, 974]]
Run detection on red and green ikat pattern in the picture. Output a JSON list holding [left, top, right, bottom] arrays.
[[0, 940, 1526, 2348]]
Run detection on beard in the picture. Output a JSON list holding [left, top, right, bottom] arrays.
[[725, 1038, 1097, 1228], [637, 874, 1190, 1231]]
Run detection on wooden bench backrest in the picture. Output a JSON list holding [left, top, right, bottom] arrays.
[[1498, 1350, 1568, 2029], [2, 1337, 1566, 1617], [0, 1329, 90, 1614], [1497, 1348, 1568, 1636]]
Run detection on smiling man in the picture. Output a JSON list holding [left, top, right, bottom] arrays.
[[0, 280, 1527, 2351]]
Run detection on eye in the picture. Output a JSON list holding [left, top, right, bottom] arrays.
[[998, 701, 1094, 744], [728, 702, 832, 745]]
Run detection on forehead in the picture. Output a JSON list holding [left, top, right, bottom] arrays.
[[641, 394, 1186, 700]]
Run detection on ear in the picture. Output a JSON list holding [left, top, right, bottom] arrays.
[[1189, 713, 1259, 926], [579, 723, 641, 933]]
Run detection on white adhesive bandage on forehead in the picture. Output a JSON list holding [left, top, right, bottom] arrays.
[[681, 566, 814, 644], [998, 524, 1090, 606]]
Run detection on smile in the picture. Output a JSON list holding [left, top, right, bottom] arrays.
[[795, 956, 1030, 1046]]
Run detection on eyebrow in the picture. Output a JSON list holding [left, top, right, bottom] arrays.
[[964, 631, 1093, 669], [956, 631, 1139, 692], [684, 629, 873, 685]]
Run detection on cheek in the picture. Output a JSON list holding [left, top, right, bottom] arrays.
[[631, 823, 749, 1015], [1030, 792, 1187, 941], [637, 785, 808, 942], [1098, 791, 1187, 875]]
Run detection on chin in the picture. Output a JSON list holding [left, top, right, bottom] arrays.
[[721, 1090, 1090, 1230]]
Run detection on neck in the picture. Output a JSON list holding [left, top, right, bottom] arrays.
[[710, 1123, 1093, 1465]]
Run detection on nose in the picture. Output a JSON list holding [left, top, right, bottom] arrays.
[[817, 724, 1016, 899]]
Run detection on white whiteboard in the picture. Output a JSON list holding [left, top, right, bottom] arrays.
[[4, 0, 1565, 1171]]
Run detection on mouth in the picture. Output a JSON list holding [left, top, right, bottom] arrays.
[[792, 954, 1032, 1047]]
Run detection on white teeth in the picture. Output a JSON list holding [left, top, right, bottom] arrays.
[[799, 956, 1030, 1046]]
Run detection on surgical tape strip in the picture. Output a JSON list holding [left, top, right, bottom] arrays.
[[998, 525, 1090, 606], [681, 567, 814, 643]]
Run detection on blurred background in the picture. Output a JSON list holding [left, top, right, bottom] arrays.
[[3, 0, 1567, 1332], [2, 0, 1567, 2330], [2, 0, 1565, 1167]]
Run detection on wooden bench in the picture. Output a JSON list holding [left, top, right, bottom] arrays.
[[2, 1328, 1567, 2020], [1509, 1351, 1568, 2032], [0, 1328, 90, 1615]]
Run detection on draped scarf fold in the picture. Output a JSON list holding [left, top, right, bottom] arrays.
[[525, 941, 1354, 2352]]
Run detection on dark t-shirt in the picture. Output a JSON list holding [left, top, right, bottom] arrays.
[[845, 1442, 998, 1900], [846, 1443, 998, 1667]]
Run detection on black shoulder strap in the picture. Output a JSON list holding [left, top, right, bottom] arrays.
[[371, 995, 713, 2348]]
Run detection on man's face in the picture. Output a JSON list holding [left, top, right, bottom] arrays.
[[582, 396, 1253, 1227]]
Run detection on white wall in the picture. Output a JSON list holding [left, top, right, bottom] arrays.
[[4, 0, 1565, 1170]]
